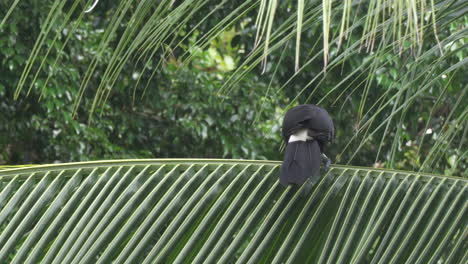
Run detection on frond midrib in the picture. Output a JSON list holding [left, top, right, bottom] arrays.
[[0, 159, 464, 181]]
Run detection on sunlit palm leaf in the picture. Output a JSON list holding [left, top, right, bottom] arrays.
[[0, 159, 466, 263]]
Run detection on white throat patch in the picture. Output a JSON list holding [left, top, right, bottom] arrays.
[[288, 128, 312, 143]]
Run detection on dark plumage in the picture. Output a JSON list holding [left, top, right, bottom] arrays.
[[280, 104, 334, 186]]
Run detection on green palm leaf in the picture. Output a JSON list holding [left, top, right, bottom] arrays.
[[0, 159, 466, 263]]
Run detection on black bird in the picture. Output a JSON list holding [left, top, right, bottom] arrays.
[[280, 104, 334, 187]]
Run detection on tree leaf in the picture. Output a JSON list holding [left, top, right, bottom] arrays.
[[0, 159, 465, 263]]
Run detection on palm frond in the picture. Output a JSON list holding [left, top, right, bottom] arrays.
[[0, 159, 466, 263], [1, 0, 466, 173]]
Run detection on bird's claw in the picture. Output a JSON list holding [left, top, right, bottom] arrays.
[[321, 153, 331, 173]]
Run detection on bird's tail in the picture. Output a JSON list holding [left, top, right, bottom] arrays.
[[280, 140, 321, 186]]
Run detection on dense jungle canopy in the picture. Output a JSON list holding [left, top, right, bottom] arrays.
[[0, 0, 466, 176]]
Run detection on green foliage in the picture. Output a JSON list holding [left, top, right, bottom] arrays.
[[0, 160, 466, 263], [0, 0, 466, 177], [224, 0, 468, 176], [0, 1, 284, 163]]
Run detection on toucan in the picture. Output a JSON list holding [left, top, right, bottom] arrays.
[[280, 104, 334, 187]]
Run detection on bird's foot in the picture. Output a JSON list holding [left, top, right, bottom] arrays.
[[321, 153, 331, 173]]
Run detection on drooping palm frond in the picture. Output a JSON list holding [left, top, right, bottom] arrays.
[[3, 0, 459, 106], [0, 159, 466, 263], [229, 0, 467, 173], [1, 0, 466, 172], [252, 0, 448, 71]]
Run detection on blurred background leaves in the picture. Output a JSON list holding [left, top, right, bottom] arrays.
[[0, 0, 466, 177]]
